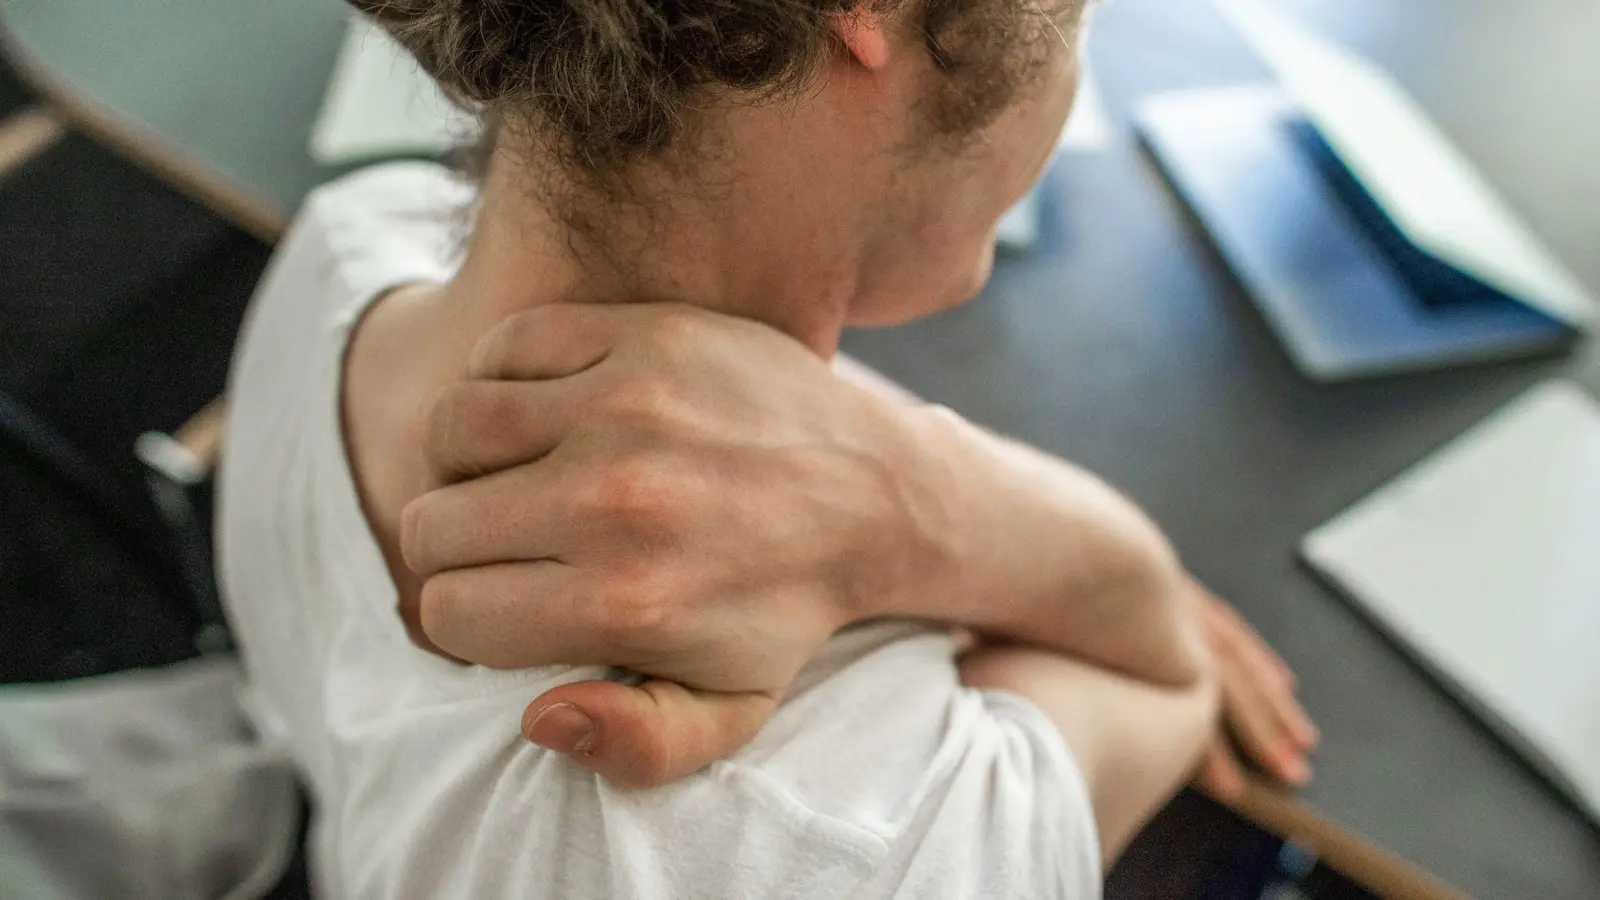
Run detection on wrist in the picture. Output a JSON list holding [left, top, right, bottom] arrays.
[[828, 398, 960, 626], [845, 401, 971, 625]]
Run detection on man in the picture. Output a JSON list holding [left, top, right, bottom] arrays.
[[218, 0, 1314, 894]]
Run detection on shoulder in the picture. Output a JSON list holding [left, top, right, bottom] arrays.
[[324, 681, 888, 900], [293, 162, 474, 315], [728, 625, 1105, 897], [320, 628, 1100, 899], [233, 162, 470, 364]]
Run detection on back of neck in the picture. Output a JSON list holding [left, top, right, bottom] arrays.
[[444, 147, 859, 357]]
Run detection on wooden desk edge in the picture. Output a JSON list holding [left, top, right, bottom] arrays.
[[0, 24, 288, 242], [1222, 777, 1472, 900], [0, 22, 1477, 900], [173, 398, 228, 469]]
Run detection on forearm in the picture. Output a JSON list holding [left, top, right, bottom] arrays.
[[960, 638, 1219, 861], [864, 402, 1205, 687]]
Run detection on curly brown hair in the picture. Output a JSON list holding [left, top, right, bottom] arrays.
[[349, 0, 1071, 184]]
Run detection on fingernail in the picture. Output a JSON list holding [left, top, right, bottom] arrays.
[[1291, 718, 1320, 748], [1281, 755, 1310, 785], [526, 703, 598, 755]]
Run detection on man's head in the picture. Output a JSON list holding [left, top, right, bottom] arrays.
[[354, 0, 1085, 327]]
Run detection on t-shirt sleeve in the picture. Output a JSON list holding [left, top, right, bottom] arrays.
[[729, 626, 1104, 900], [324, 688, 891, 900], [845, 690, 1104, 899], [326, 627, 1099, 900]]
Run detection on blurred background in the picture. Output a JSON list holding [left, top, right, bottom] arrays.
[[0, 1, 1595, 898]]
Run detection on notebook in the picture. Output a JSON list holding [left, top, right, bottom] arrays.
[[1301, 380, 1600, 823]]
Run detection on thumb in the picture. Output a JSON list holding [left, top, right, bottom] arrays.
[[521, 679, 780, 789]]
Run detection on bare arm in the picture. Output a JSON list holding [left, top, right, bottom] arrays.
[[832, 355, 1204, 687], [877, 403, 1204, 687], [405, 308, 1217, 785], [960, 638, 1220, 863], [846, 355, 1223, 858], [837, 357, 1308, 805]]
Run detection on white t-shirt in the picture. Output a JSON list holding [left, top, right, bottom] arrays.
[[217, 162, 1102, 900]]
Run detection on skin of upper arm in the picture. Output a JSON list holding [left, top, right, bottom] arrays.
[[959, 645, 1220, 864]]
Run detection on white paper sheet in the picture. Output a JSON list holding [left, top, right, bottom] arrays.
[[1303, 381, 1600, 823], [309, 17, 477, 165]]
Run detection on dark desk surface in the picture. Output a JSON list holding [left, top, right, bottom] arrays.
[[848, 0, 1599, 897], [9, 0, 1597, 896]]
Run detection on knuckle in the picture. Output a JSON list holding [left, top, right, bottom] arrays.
[[600, 374, 676, 424], [425, 381, 532, 474], [588, 456, 678, 527], [461, 384, 529, 450], [419, 573, 524, 668], [470, 320, 516, 377], [592, 572, 677, 645], [417, 574, 464, 643], [474, 308, 553, 374]]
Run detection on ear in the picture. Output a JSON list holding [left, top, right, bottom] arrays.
[[829, 5, 891, 70]]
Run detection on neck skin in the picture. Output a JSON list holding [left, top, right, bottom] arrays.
[[439, 126, 877, 359]]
